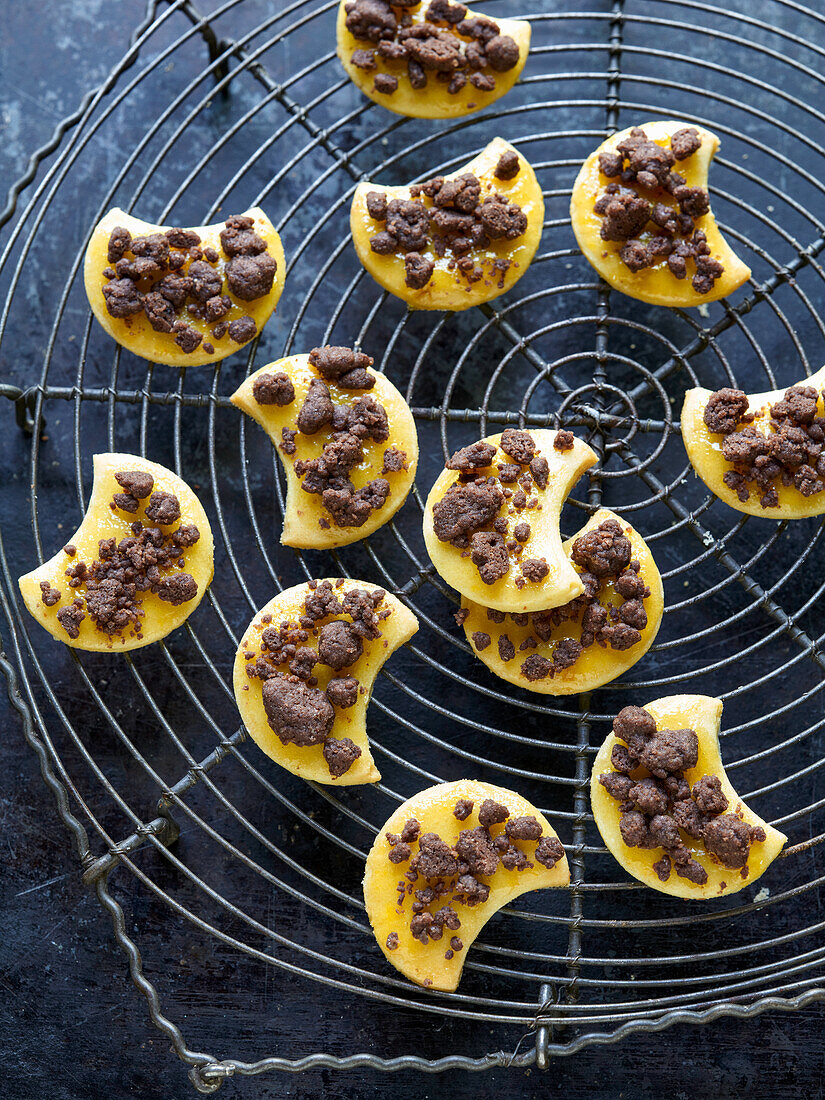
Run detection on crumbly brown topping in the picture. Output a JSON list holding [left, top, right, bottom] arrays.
[[323, 737, 363, 778], [39, 581, 61, 607], [366, 162, 527, 291], [52, 473, 201, 642], [466, 517, 651, 681], [593, 126, 723, 294], [384, 795, 564, 948], [252, 371, 295, 407], [271, 347, 403, 529], [100, 214, 275, 353], [599, 705, 767, 884], [495, 150, 520, 180], [701, 384, 825, 508], [345, 0, 521, 102], [432, 431, 572, 587], [247, 582, 391, 777], [432, 478, 503, 547]]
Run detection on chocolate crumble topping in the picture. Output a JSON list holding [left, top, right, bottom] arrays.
[[382, 446, 408, 473], [262, 677, 334, 746], [494, 150, 520, 180], [323, 737, 363, 778], [432, 478, 503, 545], [227, 316, 257, 344], [701, 383, 825, 508], [57, 602, 85, 639], [318, 619, 364, 669], [156, 573, 198, 605], [283, 350, 398, 529], [144, 490, 181, 526], [599, 704, 768, 885], [385, 792, 563, 948], [39, 581, 61, 607], [52, 480, 202, 643], [447, 441, 497, 471], [571, 517, 631, 576], [499, 428, 536, 464], [593, 126, 723, 293], [252, 371, 295, 407], [366, 157, 528, 290], [100, 216, 276, 354]]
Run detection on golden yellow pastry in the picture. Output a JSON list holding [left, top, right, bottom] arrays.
[[233, 580, 418, 785], [423, 428, 597, 613], [570, 121, 750, 306], [336, 0, 530, 120], [18, 454, 214, 651], [681, 366, 825, 517], [231, 347, 418, 548], [459, 508, 663, 694], [591, 695, 786, 899], [351, 137, 543, 310], [364, 779, 569, 990], [84, 207, 285, 366]]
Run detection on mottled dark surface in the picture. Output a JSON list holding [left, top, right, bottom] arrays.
[[2, 1, 825, 1098]]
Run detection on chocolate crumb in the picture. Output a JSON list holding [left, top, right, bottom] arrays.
[[323, 736, 362, 778], [478, 798, 509, 827], [453, 799, 474, 821], [253, 371, 295, 406], [494, 150, 520, 180], [144, 491, 181, 526], [39, 581, 61, 607]]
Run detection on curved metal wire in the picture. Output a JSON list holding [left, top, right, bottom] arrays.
[[2, 0, 825, 1088]]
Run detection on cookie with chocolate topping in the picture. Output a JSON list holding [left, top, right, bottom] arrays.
[[19, 454, 214, 652], [571, 120, 751, 307], [84, 206, 285, 366], [337, 1, 530, 119], [425, 429, 598, 613], [351, 138, 543, 310], [233, 579, 418, 785], [364, 779, 568, 990], [591, 694, 786, 899], [682, 366, 825, 519], [232, 351, 418, 548]]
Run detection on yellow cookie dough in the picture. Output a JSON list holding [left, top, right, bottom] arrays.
[[84, 207, 285, 366], [231, 348, 418, 548], [460, 508, 663, 695], [423, 428, 597, 614], [571, 121, 750, 306], [364, 779, 569, 990], [682, 366, 825, 518], [19, 453, 214, 652], [591, 695, 786, 899], [337, 0, 530, 120], [233, 580, 418, 785], [351, 138, 544, 310]]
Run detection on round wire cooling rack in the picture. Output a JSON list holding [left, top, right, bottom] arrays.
[[4, 0, 825, 1090]]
